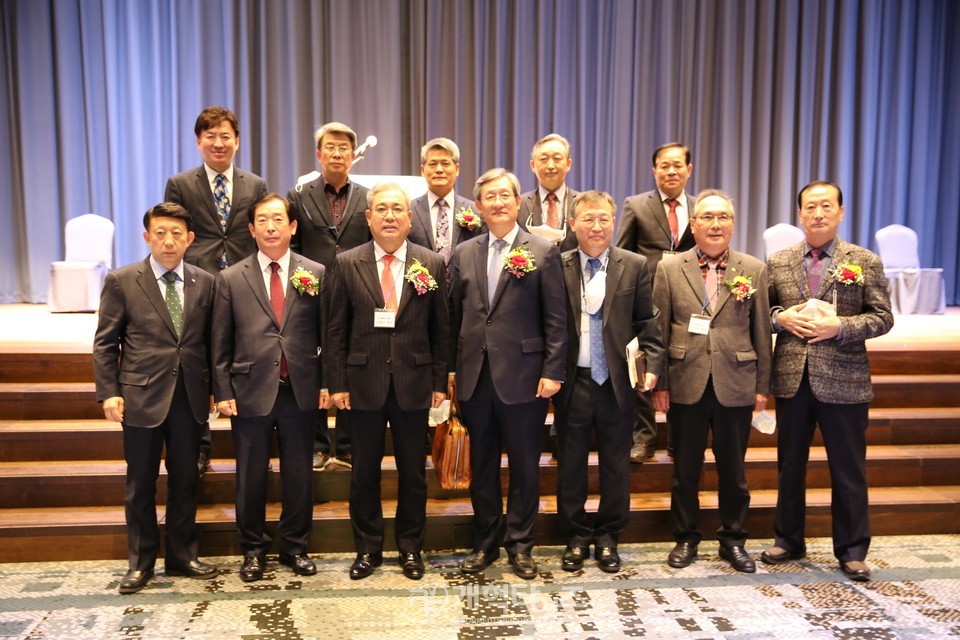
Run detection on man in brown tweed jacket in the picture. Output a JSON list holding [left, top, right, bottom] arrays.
[[762, 181, 893, 582]]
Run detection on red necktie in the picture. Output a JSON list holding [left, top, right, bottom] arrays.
[[381, 254, 398, 311], [665, 198, 680, 246], [546, 192, 560, 229], [270, 262, 288, 377]]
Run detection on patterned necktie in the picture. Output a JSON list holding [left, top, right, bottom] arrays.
[[665, 198, 680, 246], [808, 248, 824, 297], [545, 192, 560, 229], [587, 258, 608, 384], [381, 254, 398, 311], [162, 271, 182, 338], [488, 238, 506, 304], [435, 198, 451, 264], [269, 262, 288, 377], [706, 260, 719, 313], [214, 174, 231, 269]]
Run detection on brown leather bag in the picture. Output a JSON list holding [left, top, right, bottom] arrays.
[[432, 398, 471, 490]]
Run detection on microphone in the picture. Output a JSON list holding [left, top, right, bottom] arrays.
[[353, 135, 378, 163]]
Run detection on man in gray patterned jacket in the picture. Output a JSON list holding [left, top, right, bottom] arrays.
[[762, 181, 893, 582]]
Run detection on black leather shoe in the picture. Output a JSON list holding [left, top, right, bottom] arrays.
[[760, 546, 805, 565], [508, 553, 538, 580], [197, 450, 211, 477], [349, 553, 383, 580], [719, 546, 756, 573], [561, 545, 589, 572], [279, 553, 317, 576], [118, 569, 154, 594], [164, 559, 219, 579], [596, 546, 621, 573], [667, 541, 698, 568], [239, 554, 267, 582], [460, 548, 500, 573], [400, 552, 425, 580], [840, 560, 871, 582]]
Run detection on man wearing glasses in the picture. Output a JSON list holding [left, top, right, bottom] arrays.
[[287, 122, 371, 471], [652, 190, 771, 573]]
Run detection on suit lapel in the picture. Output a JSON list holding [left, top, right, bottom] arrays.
[[306, 182, 335, 227], [241, 257, 278, 327], [357, 243, 385, 307], [180, 264, 199, 332], [489, 234, 524, 312], [411, 197, 435, 249], [526, 193, 542, 227], [681, 251, 706, 305], [563, 251, 582, 323], [648, 193, 673, 244], [338, 183, 364, 230], [602, 249, 624, 326], [136, 259, 179, 340], [712, 252, 737, 316], [193, 167, 220, 227], [819, 239, 845, 301]]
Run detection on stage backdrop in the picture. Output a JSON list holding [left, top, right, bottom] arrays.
[[1, 0, 958, 304]]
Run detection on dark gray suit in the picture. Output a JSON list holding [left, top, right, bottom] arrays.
[[654, 248, 771, 548], [164, 166, 268, 274], [326, 241, 449, 555], [449, 227, 567, 554], [211, 251, 325, 558], [553, 246, 664, 547], [93, 257, 215, 571], [518, 188, 580, 253], [408, 192, 484, 255]]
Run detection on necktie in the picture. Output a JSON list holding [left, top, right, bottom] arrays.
[[665, 198, 680, 246], [435, 199, 451, 264], [488, 238, 506, 304], [162, 271, 182, 338], [706, 260, 719, 313], [381, 254, 398, 311], [214, 174, 231, 269], [808, 248, 824, 297], [587, 258, 608, 384], [269, 262, 288, 377], [546, 192, 560, 229]]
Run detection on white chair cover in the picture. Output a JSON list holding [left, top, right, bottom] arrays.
[[875, 224, 945, 314], [763, 223, 805, 258], [48, 214, 114, 312]]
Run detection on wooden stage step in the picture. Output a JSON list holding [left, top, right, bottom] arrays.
[[2, 485, 957, 562], [3, 445, 959, 509]]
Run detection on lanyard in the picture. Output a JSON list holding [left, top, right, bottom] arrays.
[[700, 263, 721, 312]]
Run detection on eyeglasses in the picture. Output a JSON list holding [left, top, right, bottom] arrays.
[[577, 215, 613, 227], [321, 143, 352, 155], [696, 214, 734, 224], [481, 192, 516, 204]]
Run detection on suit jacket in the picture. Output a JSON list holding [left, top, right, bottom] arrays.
[[408, 192, 484, 252], [518, 188, 580, 253], [653, 248, 772, 407], [287, 178, 370, 271], [93, 257, 215, 427], [211, 251, 326, 416], [615, 189, 696, 279], [449, 227, 568, 405], [553, 246, 665, 415], [325, 242, 449, 411], [767, 238, 893, 403], [164, 166, 268, 274]]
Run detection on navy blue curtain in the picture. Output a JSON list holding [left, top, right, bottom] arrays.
[[2, 0, 958, 304]]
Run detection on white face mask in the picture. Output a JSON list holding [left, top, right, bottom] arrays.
[[526, 223, 564, 244], [583, 270, 606, 314]]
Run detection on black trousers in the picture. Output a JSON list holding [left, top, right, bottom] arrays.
[[459, 359, 548, 555], [314, 407, 351, 457], [668, 377, 752, 548], [350, 385, 428, 555], [232, 384, 315, 557], [556, 368, 632, 548], [122, 374, 203, 571], [774, 369, 870, 562]]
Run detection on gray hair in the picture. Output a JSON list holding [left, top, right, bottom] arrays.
[[420, 137, 461, 164], [473, 168, 521, 200], [531, 133, 571, 161], [314, 122, 358, 150], [366, 181, 411, 210], [693, 189, 736, 218], [571, 190, 617, 217]]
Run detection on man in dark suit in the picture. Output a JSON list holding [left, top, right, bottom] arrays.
[[553, 191, 664, 573], [327, 182, 450, 581], [616, 142, 698, 463], [287, 122, 370, 471], [518, 133, 580, 253], [408, 137, 484, 270], [449, 168, 567, 579], [164, 106, 268, 473], [93, 202, 219, 594], [212, 194, 328, 583], [652, 190, 772, 573], [763, 181, 893, 582]]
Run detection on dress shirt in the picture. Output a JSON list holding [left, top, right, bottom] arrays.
[[256, 250, 292, 302], [149, 256, 185, 306], [203, 163, 234, 203], [576, 248, 609, 367], [373, 241, 408, 307], [488, 224, 521, 258], [658, 188, 690, 244], [538, 184, 568, 228]]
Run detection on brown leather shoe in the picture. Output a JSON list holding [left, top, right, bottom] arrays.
[[630, 442, 654, 463], [840, 560, 871, 582], [760, 546, 805, 565]]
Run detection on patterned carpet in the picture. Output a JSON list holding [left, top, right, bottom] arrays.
[[0, 535, 957, 639]]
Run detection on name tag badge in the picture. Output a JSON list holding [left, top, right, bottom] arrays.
[[688, 314, 711, 335], [373, 308, 396, 328], [580, 312, 591, 333]]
